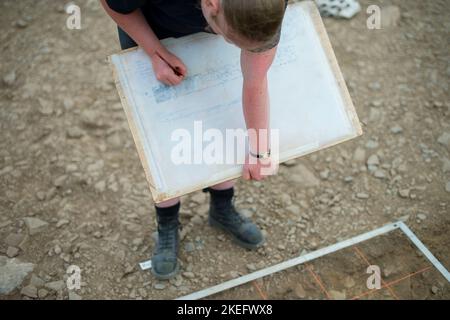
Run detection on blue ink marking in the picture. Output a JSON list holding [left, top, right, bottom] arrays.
[[152, 84, 175, 103]]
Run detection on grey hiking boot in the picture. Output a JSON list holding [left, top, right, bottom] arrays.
[[151, 205, 180, 280], [205, 187, 265, 250]]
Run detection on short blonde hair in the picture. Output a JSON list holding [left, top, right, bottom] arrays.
[[222, 0, 286, 43]]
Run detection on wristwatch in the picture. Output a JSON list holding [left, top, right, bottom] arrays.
[[249, 149, 271, 160]]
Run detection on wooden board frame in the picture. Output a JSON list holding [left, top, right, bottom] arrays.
[[109, 1, 363, 203]]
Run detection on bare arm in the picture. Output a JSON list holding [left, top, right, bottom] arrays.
[[100, 0, 162, 57], [240, 46, 277, 156], [100, 0, 187, 85]]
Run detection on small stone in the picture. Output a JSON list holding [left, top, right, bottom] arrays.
[[0, 221, 12, 229], [138, 288, 148, 298], [180, 227, 190, 241], [417, 213, 427, 220], [286, 205, 301, 215], [53, 175, 67, 187], [374, 169, 387, 179], [6, 246, 19, 258], [442, 158, 450, 173], [365, 140, 379, 149], [94, 180, 106, 193], [153, 283, 166, 290], [319, 169, 330, 180], [21, 285, 38, 298], [261, 229, 268, 239], [239, 208, 253, 219], [184, 242, 195, 253], [356, 193, 369, 199], [46, 187, 56, 200], [66, 164, 78, 173], [53, 245, 62, 255], [4, 233, 26, 247], [246, 263, 256, 272], [343, 276, 355, 288], [368, 82, 381, 91], [66, 127, 84, 139], [182, 272, 195, 279], [446, 182, 450, 193], [353, 147, 366, 163], [45, 280, 65, 291], [15, 19, 28, 28], [431, 286, 439, 295], [23, 217, 49, 235], [38, 288, 49, 298], [398, 189, 410, 198], [38, 98, 53, 115], [68, 291, 82, 300], [367, 154, 380, 166], [23, 217, 48, 235], [383, 265, 396, 277], [390, 125, 403, 134], [0, 256, 35, 294], [3, 70, 16, 86], [437, 132, 450, 147], [82, 110, 107, 129], [293, 283, 306, 298], [56, 219, 70, 228], [279, 193, 292, 206], [87, 160, 104, 172], [0, 165, 13, 176], [132, 238, 143, 246], [370, 100, 383, 108], [288, 164, 320, 187], [282, 159, 297, 167], [191, 215, 203, 225], [63, 97, 74, 109], [369, 108, 381, 122], [344, 176, 353, 183], [191, 192, 206, 204], [329, 289, 346, 300], [36, 191, 46, 201], [29, 275, 45, 288], [300, 249, 308, 256]]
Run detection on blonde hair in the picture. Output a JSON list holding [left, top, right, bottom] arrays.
[[221, 0, 286, 43]]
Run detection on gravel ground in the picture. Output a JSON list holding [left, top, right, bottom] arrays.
[[0, 0, 449, 299]]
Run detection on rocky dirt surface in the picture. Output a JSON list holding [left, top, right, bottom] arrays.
[[0, 0, 448, 299]]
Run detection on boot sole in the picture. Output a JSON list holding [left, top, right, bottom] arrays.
[[150, 259, 180, 280], [209, 217, 265, 250]]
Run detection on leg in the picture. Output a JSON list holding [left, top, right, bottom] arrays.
[[205, 181, 264, 249], [210, 179, 235, 191], [151, 197, 181, 280], [155, 197, 180, 208]]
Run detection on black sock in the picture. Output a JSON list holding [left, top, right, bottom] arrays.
[[155, 202, 180, 223], [206, 187, 234, 209]]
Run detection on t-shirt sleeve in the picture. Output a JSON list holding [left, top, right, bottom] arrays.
[[105, 0, 146, 14]]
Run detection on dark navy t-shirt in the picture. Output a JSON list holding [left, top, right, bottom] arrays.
[[106, 0, 288, 51], [106, 0, 209, 37]]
